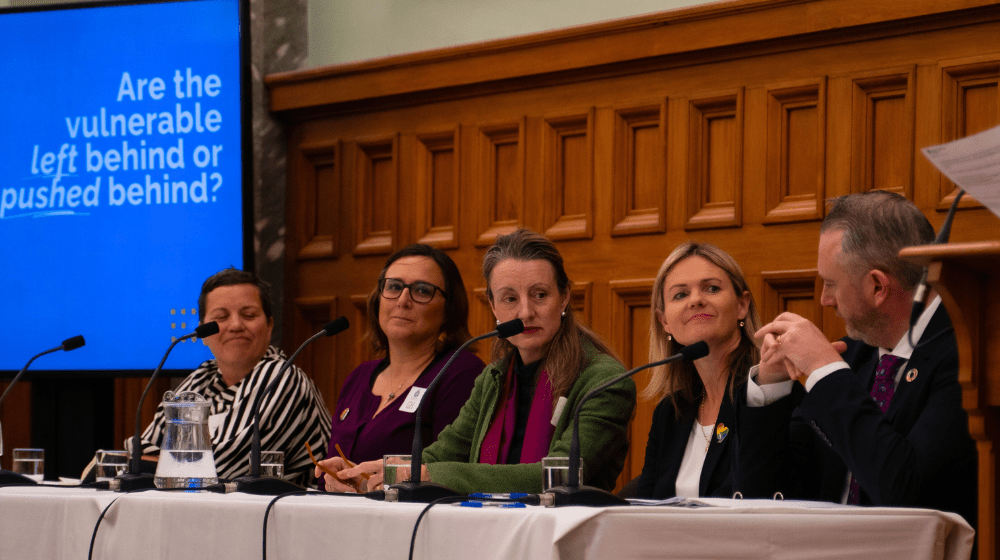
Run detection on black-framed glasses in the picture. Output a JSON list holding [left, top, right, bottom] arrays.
[[379, 278, 446, 303]]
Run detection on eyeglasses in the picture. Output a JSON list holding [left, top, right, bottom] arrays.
[[379, 278, 446, 304]]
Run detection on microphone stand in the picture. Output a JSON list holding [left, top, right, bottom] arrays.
[[232, 317, 349, 496], [908, 189, 964, 347], [390, 319, 524, 503], [0, 336, 86, 486], [545, 341, 709, 507], [115, 323, 219, 492]]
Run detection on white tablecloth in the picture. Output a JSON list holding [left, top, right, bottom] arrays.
[[0, 487, 974, 560]]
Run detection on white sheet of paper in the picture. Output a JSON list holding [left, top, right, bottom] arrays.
[[921, 123, 1000, 218]]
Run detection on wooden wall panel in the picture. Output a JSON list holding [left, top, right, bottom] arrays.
[[354, 137, 398, 255], [611, 101, 667, 236], [415, 129, 461, 248], [542, 110, 594, 241], [850, 68, 915, 196], [476, 119, 526, 247], [764, 80, 826, 224], [296, 142, 340, 260], [292, 296, 339, 403], [940, 57, 1000, 209], [268, 0, 1000, 542], [685, 90, 743, 230]]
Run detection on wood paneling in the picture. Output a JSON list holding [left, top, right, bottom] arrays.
[[268, 0, 1000, 544], [296, 142, 341, 260], [685, 90, 743, 230], [612, 101, 667, 236], [415, 129, 461, 248]]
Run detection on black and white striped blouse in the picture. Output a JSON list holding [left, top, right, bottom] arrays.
[[134, 345, 331, 487]]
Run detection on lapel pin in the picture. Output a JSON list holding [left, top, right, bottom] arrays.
[[715, 423, 729, 443], [339, 408, 350, 421], [905, 369, 918, 383]]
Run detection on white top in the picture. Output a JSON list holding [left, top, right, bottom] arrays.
[[674, 421, 713, 497]]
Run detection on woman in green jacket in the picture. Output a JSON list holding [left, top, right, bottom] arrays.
[[331, 228, 635, 494]]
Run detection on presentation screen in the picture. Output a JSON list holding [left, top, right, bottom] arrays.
[[0, 0, 250, 373]]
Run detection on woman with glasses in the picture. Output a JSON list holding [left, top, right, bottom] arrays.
[[324, 229, 635, 494], [315, 244, 484, 491]]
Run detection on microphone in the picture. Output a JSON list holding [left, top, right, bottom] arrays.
[[546, 340, 710, 507], [114, 322, 219, 492], [232, 316, 349, 496], [389, 318, 524, 503], [908, 190, 964, 347], [0, 336, 86, 486]]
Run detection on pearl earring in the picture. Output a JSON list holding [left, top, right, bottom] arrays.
[[496, 319, 500, 326], [667, 333, 672, 341], [561, 309, 566, 317], [739, 320, 745, 327]]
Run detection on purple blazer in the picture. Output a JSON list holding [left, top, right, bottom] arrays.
[[325, 348, 484, 469]]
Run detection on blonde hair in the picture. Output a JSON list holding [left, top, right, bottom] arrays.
[[643, 242, 761, 418], [483, 228, 619, 404]]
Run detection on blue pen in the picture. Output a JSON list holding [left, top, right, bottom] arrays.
[[468, 492, 529, 500], [459, 501, 526, 508]]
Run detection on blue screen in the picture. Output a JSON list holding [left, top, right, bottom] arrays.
[[0, 0, 245, 371]]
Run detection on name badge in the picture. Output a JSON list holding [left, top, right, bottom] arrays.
[[551, 396, 567, 426], [399, 387, 426, 413], [208, 412, 226, 438]]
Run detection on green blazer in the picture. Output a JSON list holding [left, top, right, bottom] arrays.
[[423, 339, 635, 493]]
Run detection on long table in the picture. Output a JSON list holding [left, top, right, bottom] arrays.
[[0, 486, 974, 559]]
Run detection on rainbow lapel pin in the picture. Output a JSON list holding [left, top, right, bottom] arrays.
[[905, 368, 918, 383], [715, 423, 729, 443]]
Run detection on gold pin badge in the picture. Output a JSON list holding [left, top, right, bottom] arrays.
[[339, 408, 350, 421], [905, 368, 918, 382]]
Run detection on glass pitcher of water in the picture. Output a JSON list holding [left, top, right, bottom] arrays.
[[154, 390, 219, 489]]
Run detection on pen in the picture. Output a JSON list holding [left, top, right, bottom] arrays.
[[459, 501, 527, 508], [467, 492, 529, 500]]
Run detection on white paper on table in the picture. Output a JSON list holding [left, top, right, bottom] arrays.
[[921, 123, 1000, 219]]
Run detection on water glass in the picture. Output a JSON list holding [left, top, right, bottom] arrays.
[[260, 451, 284, 478], [12, 448, 44, 482], [382, 454, 412, 489], [95, 450, 129, 481], [541, 456, 583, 491]]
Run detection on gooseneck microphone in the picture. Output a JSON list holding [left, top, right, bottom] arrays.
[[232, 316, 349, 496], [908, 189, 965, 347], [0, 335, 86, 486], [546, 340, 710, 507], [389, 318, 524, 503], [115, 322, 219, 492]]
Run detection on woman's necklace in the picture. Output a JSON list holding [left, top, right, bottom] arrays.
[[387, 367, 406, 400], [699, 396, 712, 452]]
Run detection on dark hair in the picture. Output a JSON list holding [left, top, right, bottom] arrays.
[[366, 244, 472, 356], [482, 228, 618, 403], [821, 191, 935, 290], [644, 242, 761, 417], [198, 268, 273, 322]]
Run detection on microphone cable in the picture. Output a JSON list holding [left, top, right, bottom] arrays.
[[261, 489, 371, 560], [408, 495, 468, 560]]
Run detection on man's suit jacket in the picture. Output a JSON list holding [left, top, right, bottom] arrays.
[[636, 390, 739, 499], [737, 306, 977, 526]]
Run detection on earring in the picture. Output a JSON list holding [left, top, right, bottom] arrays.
[[561, 309, 566, 317], [496, 319, 500, 326], [739, 320, 745, 328], [667, 333, 672, 341]]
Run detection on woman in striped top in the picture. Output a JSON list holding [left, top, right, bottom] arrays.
[[132, 269, 330, 487]]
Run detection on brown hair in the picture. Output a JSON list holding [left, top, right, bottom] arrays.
[[366, 244, 472, 356], [198, 268, 273, 322], [482, 228, 618, 404], [643, 242, 761, 418], [821, 191, 935, 290]]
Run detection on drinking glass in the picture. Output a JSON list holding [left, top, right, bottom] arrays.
[[382, 454, 412, 489], [260, 451, 284, 478], [12, 448, 44, 482], [541, 456, 583, 491], [95, 450, 129, 481]]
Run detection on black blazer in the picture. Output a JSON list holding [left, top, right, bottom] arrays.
[[737, 305, 977, 527], [636, 390, 738, 499]]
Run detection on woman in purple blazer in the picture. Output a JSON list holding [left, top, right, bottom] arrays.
[[317, 244, 484, 490]]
